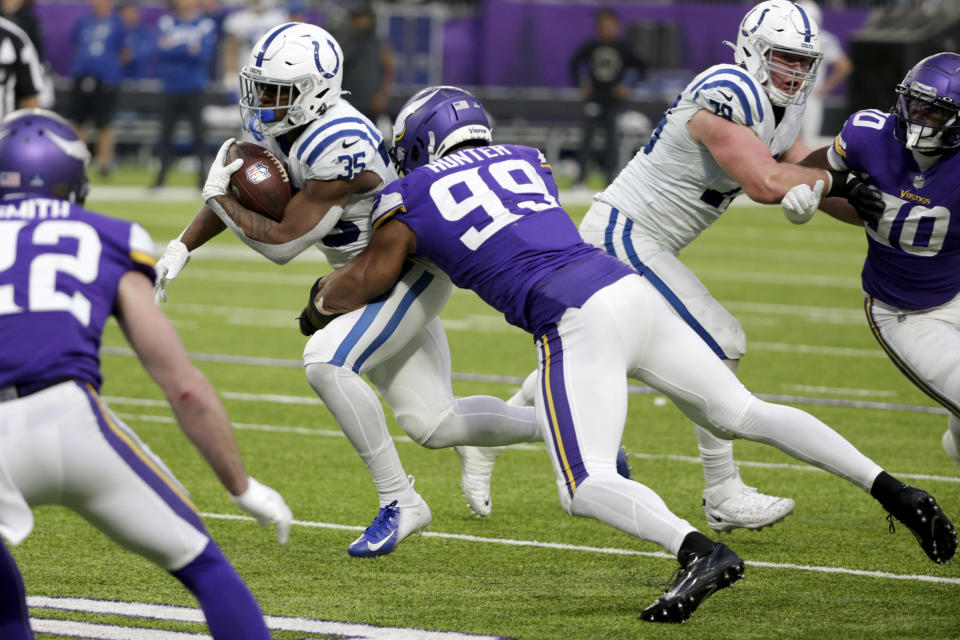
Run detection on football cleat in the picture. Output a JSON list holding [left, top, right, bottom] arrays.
[[942, 430, 960, 467], [455, 446, 505, 517], [703, 471, 795, 533], [347, 496, 432, 558], [616, 445, 633, 480], [640, 542, 745, 623], [882, 483, 957, 565]]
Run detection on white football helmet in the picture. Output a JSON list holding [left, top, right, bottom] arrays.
[[239, 22, 345, 138], [724, 0, 823, 107]]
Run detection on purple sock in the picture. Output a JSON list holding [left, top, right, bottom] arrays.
[[0, 543, 34, 640], [172, 541, 270, 640]]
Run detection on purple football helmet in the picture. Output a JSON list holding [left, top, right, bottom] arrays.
[[893, 52, 960, 152], [390, 86, 492, 175], [0, 109, 89, 203]]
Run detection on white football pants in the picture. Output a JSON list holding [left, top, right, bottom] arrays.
[[537, 275, 883, 554], [0, 381, 209, 570], [865, 293, 960, 450], [303, 260, 538, 506], [579, 200, 748, 487]]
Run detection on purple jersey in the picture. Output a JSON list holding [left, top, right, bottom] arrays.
[[0, 197, 156, 390], [371, 144, 633, 333], [828, 110, 960, 310]]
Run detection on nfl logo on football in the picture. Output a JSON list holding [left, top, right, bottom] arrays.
[[245, 161, 272, 185]]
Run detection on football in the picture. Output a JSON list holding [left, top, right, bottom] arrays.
[[226, 141, 292, 222]]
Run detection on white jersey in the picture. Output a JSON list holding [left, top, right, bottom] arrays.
[[598, 63, 803, 253], [255, 100, 398, 267]]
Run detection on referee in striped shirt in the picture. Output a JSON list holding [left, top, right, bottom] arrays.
[[0, 15, 42, 117]]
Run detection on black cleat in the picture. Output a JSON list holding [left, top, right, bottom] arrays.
[[640, 542, 744, 623], [883, 485, 957, 565]]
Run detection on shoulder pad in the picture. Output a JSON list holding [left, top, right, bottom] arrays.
[[294, 116, 389, 182], [687, 64, 767, 127], [371, 188, 405, 231]]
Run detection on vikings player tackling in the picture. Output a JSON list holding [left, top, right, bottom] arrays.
[[152, 23, 542, 557], [783, 52, 960, 470], [312, 84, 956, 623], [510, 0, 879, 532]]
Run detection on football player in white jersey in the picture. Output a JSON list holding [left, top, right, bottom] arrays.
[[152, 23, 542, 557], [512, 0, 873, 533]]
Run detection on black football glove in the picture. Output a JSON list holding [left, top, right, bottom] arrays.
[[827, 170, 885, 225], [297, 276, 340, 336]]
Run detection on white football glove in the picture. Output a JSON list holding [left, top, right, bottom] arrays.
[[782, 179, 824, 225], [154, 239, 190, 304], [202, 137, 243, 205], [230, 476, 293, 545]]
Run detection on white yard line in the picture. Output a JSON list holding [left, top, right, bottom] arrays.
[[100, 345, 945, 415], [110, 409, 960, 485], [29, 596, 502, 640]]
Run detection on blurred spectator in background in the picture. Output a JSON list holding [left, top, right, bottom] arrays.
[[221, 0, 288, 101], [118, 0, 151, 81], [151, 0, 217, 189], [797, 0, 853, 144], [340, 3, 395, 129], [198, 0, 227, 90], [287, 0, 308, 23], [569, 8, 645, 187], [70, 0, 125, 176], [0, 12, 41, 117]]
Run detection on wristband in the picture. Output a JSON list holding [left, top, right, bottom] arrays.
[[825, 170, 848, 198]]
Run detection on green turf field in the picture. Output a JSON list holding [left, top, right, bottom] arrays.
[[15, 190, 960, 639]]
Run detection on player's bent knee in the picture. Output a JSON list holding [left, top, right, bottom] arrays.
[[409, 406, 462, 448], [304, 362, 342, 398]]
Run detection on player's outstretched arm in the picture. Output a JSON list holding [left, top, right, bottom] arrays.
[[688, 110, 831, 204], [318, 218, 416, 314], [116, 270, 293, 544]]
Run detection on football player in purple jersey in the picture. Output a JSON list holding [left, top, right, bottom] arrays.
[[313, 86, 956, 622], [783, 51, 960, 471], [0, 109, 292, 640]]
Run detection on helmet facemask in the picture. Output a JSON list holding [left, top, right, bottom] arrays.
[[893, 76, 960, 152], [240, 71, 319, 139], [727, 0, 823, 108], [753, 39, 822, 107], [239, 23, 344, 139]]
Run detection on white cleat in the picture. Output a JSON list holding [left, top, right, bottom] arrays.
[[942, 430, 960, 467], [702, 471, 795, 533], [455, 446, 506, 517]]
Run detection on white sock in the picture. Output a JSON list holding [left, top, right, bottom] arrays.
[[570, 472, 697, 556], [305, 363, 418, 507], [736, 396, 883, 491], [697, 359, 739, 489]]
